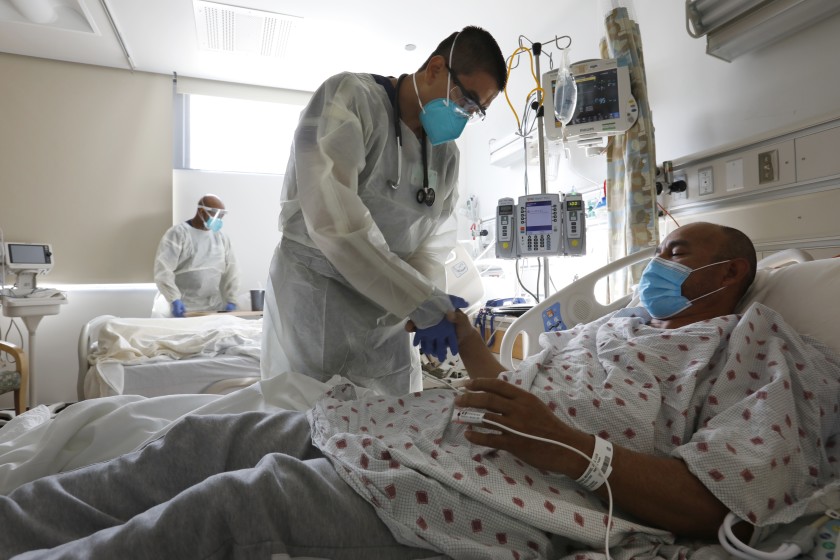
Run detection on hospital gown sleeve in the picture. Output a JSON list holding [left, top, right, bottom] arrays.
[[293, 74, 453, 328], [153, 226, 187, 304], [219, 235, 240, 305]]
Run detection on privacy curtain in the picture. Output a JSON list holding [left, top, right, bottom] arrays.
[[601, 5, 659, 299]]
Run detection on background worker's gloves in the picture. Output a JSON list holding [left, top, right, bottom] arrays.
[[225, 302, 236, 312], [413, 295, 469, 362], [171, 299, 186, 318]]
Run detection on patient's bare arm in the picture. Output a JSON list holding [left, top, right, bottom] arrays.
[[451, 310, 507, 379], [455, 378, 730, 539]]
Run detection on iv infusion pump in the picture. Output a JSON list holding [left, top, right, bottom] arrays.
[[495, 193, 586, 259]]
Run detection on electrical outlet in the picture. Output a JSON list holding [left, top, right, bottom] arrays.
[[758, 149, 778, 184], [698, 167, 714, 195], [671, 172, 687, 202]]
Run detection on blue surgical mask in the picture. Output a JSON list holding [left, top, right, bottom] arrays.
[[204, 216, 223, 232], [638, 257, 730, 319], [412, 73, 468, 145]]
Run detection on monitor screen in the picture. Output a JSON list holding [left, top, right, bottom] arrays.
[[4, 243, 53, 271], [525, 200, 552, 233], [568, 67, 621, 126], [542, 59, 637, 145]]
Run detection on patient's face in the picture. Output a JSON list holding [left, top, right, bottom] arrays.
[[656, 223, 727, 299]]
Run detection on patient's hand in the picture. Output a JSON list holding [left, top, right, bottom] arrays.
[[455, 378, 592, 478]]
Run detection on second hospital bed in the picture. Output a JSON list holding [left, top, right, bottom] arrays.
[[77, 313, 262, 400]]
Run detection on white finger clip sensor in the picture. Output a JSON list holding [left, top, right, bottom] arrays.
[[453, 408, 485, 424]]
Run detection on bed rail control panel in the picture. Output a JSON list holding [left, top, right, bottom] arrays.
[[494, 194, 586, 259]]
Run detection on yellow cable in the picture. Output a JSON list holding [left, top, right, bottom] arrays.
[[503, 46, 531, 130], [504, 45, 551, 132]]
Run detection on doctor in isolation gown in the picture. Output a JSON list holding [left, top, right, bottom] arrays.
[[261, 72, 460, 395]]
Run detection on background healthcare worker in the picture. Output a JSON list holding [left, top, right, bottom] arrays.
[[261, 25, 507, 395], [152, 194, 241, 317]]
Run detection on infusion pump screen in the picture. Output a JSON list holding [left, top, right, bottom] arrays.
[[525, 201, 553, 233], [570, 68, 620, 124]]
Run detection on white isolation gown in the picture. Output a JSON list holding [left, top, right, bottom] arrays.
[[153, 222, 240, 316], [261, 72, 459, 395]]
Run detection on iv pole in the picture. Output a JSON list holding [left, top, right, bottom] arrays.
[[532, 42, 551, 302]]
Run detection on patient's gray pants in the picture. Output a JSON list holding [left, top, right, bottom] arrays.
[[0, 411, 437, 560]]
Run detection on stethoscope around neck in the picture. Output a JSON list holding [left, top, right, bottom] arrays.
[[388, 74, 435, 207]]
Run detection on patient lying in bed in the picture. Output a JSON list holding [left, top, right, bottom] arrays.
[[2, 222, 840, 560]]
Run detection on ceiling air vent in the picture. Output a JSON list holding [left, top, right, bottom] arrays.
[[193, 0, 299, 58]]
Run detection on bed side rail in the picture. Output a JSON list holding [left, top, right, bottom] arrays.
[[498, 248, 655, 370]]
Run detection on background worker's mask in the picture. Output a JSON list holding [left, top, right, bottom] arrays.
[[638, 257, 730, 319], [200, 207, 224, 232], [204, 216, 223, 232]]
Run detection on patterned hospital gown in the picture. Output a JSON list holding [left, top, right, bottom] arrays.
[[308, 303, 840, 559]]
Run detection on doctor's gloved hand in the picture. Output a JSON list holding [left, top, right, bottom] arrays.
[[171, 299, 186, 318], [448, 294, 469, 310], [225, 302, 236, 312], [413, 317, 459, 363]]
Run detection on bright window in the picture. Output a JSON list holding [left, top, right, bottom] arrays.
[[186, 94, 301, 174]]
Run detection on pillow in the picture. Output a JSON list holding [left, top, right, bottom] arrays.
[[736, 258, 840, 355]]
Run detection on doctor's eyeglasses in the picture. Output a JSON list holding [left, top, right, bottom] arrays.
[[445, 65, 487, 123]]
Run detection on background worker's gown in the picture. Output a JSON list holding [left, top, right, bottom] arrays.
[[153, 222, 240, 316], [261, 72, 460, 395]]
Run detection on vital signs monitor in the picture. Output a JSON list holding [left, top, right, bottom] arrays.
[[495, 194, 585, 259], [542, 58, 638, 146]]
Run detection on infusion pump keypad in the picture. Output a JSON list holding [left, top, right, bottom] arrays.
[[518, 203, 559, 256]]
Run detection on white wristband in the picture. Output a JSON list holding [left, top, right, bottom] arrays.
[[576, 436, 614, 491]]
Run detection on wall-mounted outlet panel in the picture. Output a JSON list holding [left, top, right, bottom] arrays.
[[758, 149, 779, 184], [698, 167, 714, 195], [671, 172, 687, 202]]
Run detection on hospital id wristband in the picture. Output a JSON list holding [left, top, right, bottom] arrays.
[[575, 436, 613, 491]]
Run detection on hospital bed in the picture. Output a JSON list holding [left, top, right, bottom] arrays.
[[77, 313, 262, 400], [3, 246, 839, 559]]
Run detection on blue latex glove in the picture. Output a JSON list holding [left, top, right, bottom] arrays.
[[412, 295, 469, 362], [225, 302, 236, 312], [171, 299, 185, 317], [448, 295, 469, 310], [413, 318, 458, 363]]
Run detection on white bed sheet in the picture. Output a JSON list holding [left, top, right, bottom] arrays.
[[81, 314, 263, 398], [1, 371, 375, 495], [85, 354, 260, 398]]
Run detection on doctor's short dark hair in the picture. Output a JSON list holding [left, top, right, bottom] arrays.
[[420, 25, 507, 92]]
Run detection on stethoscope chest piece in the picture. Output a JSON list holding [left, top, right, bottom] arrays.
[[416, 187, 435, 206]]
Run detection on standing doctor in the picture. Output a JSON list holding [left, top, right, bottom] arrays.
[[261, 26, 507, 394]]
